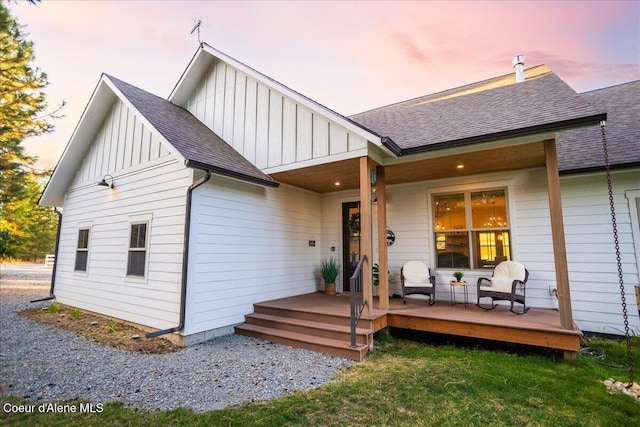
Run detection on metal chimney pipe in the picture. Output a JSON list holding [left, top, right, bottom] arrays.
[[513, 54, 525, 82]]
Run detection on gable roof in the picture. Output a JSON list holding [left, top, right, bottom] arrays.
[[349, 65, 606, 155], [106, 75, 278, 187], [40, 74, 277, 207], [556, 80, 640, 174], [170, 43, 389, 152]]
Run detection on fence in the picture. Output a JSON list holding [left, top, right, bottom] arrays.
[[44, 254, 55, 267]]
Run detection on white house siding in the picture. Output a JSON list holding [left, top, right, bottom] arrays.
[[559, 170, 640, 334], [53, 98, 192, 331], [319, 168, 640, 334], [183, 177, 322, 341], [182, 60, 368, 172]]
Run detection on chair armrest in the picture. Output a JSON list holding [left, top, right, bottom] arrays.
[[510, 279, 526, 294], [429, 275, 436, 286], [477, 277, 491, 287]]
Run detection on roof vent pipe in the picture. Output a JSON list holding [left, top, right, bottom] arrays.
[[513, 54, 525, 82]]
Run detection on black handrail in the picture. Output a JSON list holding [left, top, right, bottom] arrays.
[[350, 255, 368, 348]]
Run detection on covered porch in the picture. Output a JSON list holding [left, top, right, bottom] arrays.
[[235, 292, 582, 361]]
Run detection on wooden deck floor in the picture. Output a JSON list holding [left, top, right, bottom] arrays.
[[256, 292, 582, 353]]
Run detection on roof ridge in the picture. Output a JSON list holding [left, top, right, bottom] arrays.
[[350, 65, 551, 118]]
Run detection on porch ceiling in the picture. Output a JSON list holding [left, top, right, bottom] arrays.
[[270, 141, 546, 193]]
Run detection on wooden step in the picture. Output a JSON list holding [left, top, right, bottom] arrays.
[[235, 322, 370, 361], [244, 312, 371, 345], [253, 303, 375, 330]]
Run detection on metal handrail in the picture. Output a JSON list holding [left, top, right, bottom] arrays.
[[350, 255, 368, 348]]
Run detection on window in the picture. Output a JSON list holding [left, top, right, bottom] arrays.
[[127, 223, 147, 277], [434, 189, 511, 269], [74, 228, 90, 271]]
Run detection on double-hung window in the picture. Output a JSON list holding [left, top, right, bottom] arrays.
[[434, 188, 511, 269], [74, 228, 90, 272], [127, 223, 147, 277]]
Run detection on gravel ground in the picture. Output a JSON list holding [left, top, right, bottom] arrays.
[[0, 264, 353, 412]]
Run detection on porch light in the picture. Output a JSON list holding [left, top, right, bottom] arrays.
[[98, 175, 115, 189], [456, 164, 464, 169], [334, 181, 340, 187]]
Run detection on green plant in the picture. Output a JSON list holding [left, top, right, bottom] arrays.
[[453, 271, 464, 282], [46, 301, 61, 313], [372, 263, 389, 286], [69, 308, 81, 319], [348, 213, 360, 235], [320, 258, 341, 283], [107, 319, 117, 333]]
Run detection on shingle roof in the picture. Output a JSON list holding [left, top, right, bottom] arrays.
[[107, 75, 278, 188], [556, 80, 640, 173], [350, 66, 605, 155]]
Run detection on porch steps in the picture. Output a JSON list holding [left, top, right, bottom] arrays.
[[235, 304, 373, 361]]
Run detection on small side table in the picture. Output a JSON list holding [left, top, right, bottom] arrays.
[[450, 281, 468, 307]]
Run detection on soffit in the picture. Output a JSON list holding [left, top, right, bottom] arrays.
[[270, 141, 545, 193]]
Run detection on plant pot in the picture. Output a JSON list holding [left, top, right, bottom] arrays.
[[325, 282, 336, 295]]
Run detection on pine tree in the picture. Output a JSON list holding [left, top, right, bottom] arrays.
[[0, 2, 60, 260]]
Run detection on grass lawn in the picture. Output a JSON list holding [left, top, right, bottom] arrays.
[[2, 334, 638, 426]]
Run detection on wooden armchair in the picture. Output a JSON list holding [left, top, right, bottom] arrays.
[[401, 261, 436, 305], [476, 260, 529, 314]]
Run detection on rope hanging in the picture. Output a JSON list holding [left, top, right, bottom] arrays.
[[600, 120, 634, 387]]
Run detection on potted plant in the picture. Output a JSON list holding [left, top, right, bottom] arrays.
[[453, 271, 464, 282], [320, 258, 341, 295]]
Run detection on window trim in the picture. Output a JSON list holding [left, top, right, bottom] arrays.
[[126, 221, 148, 278], [626, 190, 640, 284], [430, 184, 513, 271], [74, 226, 91, 274]]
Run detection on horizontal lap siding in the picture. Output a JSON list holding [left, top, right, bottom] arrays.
[[319, 169, 639, 334], [559, 171, 640, 334], [55, 98, 191, 330], [183, 60, 369, 173], [184, 178, 322, 335]]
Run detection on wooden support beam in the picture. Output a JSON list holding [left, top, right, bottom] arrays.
[[376, 165, 389, 310], [359, 157, 373, 318], [544, 139, 574, 330]]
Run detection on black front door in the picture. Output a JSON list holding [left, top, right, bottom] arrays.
[[342, 201, 360, 292]]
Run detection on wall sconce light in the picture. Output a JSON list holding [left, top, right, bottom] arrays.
[[97, 174, 115, 189]]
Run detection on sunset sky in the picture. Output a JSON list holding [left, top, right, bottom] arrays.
[[11, 1, 640, 170]]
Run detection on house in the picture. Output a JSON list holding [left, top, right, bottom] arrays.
[[40, 44, 639, 351]]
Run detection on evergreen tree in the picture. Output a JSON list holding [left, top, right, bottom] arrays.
[[0, 1, 60, 260], [0, 170, 57, 259]]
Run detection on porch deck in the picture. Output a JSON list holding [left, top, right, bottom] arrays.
[[237, 292, 582, 360]]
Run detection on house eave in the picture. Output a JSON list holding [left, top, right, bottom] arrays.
[[185, 159, 280, 188], [399, 113, 608, 156], [559, 161, 640, 176]]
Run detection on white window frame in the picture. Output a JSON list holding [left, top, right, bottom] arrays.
[[74, 226, 91, 274], [429, 184, 513, 271], [126, 221, 148, 279], [626, 190, 640, 285]]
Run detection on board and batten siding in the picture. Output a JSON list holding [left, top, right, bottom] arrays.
[[183, 177, 322, 341], [53, 97, 192, 331], [182, 60, 368, 172], [319, 168, 639, 334]]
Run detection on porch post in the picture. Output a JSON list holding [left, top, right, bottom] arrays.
[[376, 165, 389, 310], [544, 138, 574, 330], [359, 156, 373, 318]]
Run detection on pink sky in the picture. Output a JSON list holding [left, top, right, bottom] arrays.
[[11, 1, 640, 170]]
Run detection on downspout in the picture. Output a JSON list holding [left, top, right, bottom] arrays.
[[146, 170, 212, 338], [31, 208, 62, 303]]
